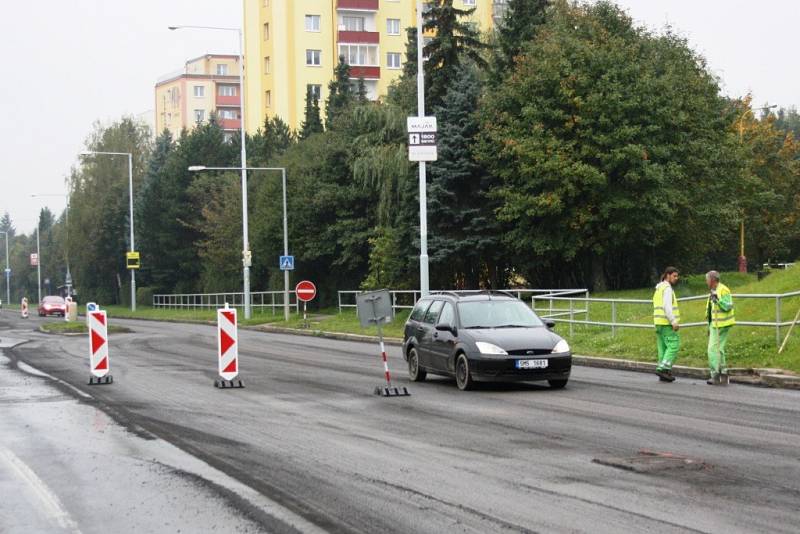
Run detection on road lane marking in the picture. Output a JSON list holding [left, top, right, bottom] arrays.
[[0, 447, 83, 533], [16, 361, 93, 400]]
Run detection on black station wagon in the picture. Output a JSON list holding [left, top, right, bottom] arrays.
[[402, 292, 572, 390]]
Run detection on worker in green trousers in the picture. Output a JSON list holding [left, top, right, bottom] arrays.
[[653, 267, 681, 382], [706, 270, 735, 385]]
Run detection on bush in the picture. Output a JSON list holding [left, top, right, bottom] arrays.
[[137, 286, 154, 307]]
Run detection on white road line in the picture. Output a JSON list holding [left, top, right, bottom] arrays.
[[0, 447, 83, 534], [16, 361, 93, 400]]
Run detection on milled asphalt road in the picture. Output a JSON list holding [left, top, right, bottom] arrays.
[[1, 309, 799, 534]]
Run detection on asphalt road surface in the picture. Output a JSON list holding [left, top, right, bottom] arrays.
[[1, 309, 799, 534]]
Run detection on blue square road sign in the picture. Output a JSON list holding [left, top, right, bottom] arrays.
[[279, 255, 295, 271]]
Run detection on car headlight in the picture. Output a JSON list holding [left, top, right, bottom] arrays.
[[475, 342, 508, 355], [552, 339, 570, 353]]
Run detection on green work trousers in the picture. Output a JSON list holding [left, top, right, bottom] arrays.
[[708, 326, 732, 375], [655, 325, 680, 371]]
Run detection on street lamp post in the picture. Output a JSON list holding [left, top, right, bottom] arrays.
[[36, 225, 41, 303], [80, 151, 136, 310], [169, 24, 252, 318], [0, 231, 9, 305], [189, 166, 290, 321], [736, 102, 777, 273], [415, 1, 430, 296], [31, 194, 71, 298]]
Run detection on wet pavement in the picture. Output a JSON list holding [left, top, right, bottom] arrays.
[[2, 309, 800, 533]]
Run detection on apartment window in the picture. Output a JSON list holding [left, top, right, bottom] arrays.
[[306, 49, 321, 66], [194, 109, 205, 122], [307, 84, 322, 101], [193, 85, 205, 97], [218, 85, 237, 96], [224, 132, 234, 142], [264, 56, 271, 73], [463, 0, 476, 5], [216, 64, 228, 75], [305, 15, 321, 32], [219, 109, 238, 119], [265, 90, 272, 107], [386, 18, 400, 35], [387, 52, 401, 69], [338, 44, 378, 66], [342, 16, 365, 31], [263, 23, 270, 40]]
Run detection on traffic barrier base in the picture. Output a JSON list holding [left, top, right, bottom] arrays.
[[88, 375, 113, 385], [214, 378, 244, 389], [374, 385, 410, 397]]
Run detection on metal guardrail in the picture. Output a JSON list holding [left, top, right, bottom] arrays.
[[153, 291, 300, 314], [533, 290, 800, 348], [337, 289, 589, 314]]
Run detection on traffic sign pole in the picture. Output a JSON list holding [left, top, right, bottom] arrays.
[[87, 310, 113, 385], [215, 304, 244, 388]]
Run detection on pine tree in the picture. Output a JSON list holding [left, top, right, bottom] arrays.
[[325, 56, 354, 129], [300, 87, 324, 139], [423, 0, 488, 109], [491, 0, 550, 83], [356, 78, 368, 104], [0, 212, 15, 238]]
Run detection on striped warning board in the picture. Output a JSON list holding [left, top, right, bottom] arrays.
[[88, 311, 110, 378], [217, 307, 239, 381]]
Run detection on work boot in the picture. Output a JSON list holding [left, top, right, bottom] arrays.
[[706, 373, 720, 385], [656, 369, 674, 382]]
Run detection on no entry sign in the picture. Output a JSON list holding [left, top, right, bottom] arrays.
[[295, 281, 316, 302]]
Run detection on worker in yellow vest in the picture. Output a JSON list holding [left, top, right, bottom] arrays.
[[705, 270, 735, 385], [653, 267, 681, 382]]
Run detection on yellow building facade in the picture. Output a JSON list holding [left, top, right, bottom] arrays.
[[155, 55, 242, 137], [243, 0, 506, 132]]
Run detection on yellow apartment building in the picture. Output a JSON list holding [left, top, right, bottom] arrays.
[[242, 0, 508, 132], [155, 54, 242, 139]]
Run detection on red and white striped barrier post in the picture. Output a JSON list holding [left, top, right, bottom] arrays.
[[87, 309, 113, 385], [20, 297, 29, 319], [215, 304, 244, 388], [356, 290, 410, 397]]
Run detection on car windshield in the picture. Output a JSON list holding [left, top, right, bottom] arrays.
[[43, 296, 65, 304], [457, 300, 543, 328]]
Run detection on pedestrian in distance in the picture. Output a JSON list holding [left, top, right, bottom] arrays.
[[653, 267, 681, 382], [705, 270, 735, 385]]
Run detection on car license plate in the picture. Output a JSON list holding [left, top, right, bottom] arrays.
[[516, 359, 548, 369]]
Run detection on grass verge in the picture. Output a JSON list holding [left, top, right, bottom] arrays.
[[39, 321, 132, 335]]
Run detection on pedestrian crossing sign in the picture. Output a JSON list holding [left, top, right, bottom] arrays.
[[279, 255, 295, 271]]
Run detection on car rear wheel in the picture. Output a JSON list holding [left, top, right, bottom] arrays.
[[548, 379, 568, 389], [407, 347, 427, 382], [455, 354, 474, 391]]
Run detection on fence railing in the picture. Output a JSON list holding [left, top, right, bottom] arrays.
[[532, 290, 800, 348], [337, 288, 589, 314], [153, 291, 300, 314]]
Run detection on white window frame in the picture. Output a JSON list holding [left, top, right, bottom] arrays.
[[463, 0, 476, 6], [216, 64, 228, 75], [193, 85, 205, 97], [342, 16, 365, 31], [305, 14, 321, 32], [307, 84, 322, 101], [219, 109, 238, 120], [386, 18, 400, 35], [218, 85, 237, 97], [387, 52, 401, 69], [193, 109, 205, 122], [306, 49, 322, 66], [338, 44, 379, 66]]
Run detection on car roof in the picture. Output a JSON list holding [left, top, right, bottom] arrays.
[[43, 295, 64, 300], [427, 291, 519, 302]]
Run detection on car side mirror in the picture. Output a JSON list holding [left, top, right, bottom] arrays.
[[435, 322, 456, 335], [545, 320, 556, 329]]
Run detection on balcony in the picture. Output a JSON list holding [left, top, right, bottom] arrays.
[[337, 0, 379, 10], [349, 66, 380, 79], [337, 30, 380, 44], [219, 118, 241, 130], [216, 94, 240, 106]]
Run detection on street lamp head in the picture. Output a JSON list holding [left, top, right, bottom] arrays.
[[188, 165, 207, 172], [168, 26, 179, 30], [79, 151, 94, 156]]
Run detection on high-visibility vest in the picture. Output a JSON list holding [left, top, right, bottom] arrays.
[[653, 281, 680, 326], [707, 283, 735, 328]]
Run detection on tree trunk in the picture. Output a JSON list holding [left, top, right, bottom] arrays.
[[591, 254, 607, 292]]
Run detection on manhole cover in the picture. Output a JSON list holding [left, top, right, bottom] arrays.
[[593, 450, 710, 473]]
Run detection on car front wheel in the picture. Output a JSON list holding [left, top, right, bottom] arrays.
[[548, 379, 568, 389], [455, 354, 474, 391], [407, 347, 427, 382]]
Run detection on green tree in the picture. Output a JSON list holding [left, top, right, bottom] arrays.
[[423, 0, 488, 109], [476, 1, 739, 289], [491, 0, 550, 84], [300, 87, 324, 139], [0, 212, 15, 238], [325, 56, 354, 129]]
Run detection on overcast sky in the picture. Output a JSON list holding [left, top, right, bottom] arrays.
[[1, 0, 797, 234]]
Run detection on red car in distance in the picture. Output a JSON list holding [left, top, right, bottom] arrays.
[[38, 296, 67, 317]]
